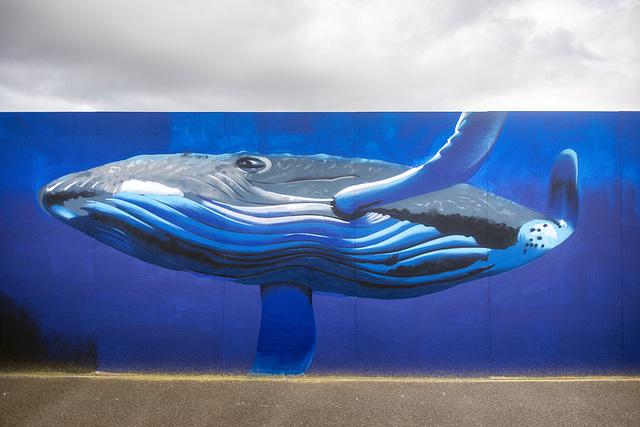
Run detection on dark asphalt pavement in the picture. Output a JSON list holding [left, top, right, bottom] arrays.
[[1, 374, 639, 426]]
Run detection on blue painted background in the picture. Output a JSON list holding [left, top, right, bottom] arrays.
[[0, 112, 638, 376]]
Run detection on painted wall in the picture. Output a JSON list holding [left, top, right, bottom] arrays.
[[0, 112, 638, 376]]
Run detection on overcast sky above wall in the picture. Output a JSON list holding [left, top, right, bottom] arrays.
[[1, 0, 638, 111]]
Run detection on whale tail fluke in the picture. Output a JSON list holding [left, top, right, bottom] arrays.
[[547, 149, 579, 229], [249, 283, 316, 375]]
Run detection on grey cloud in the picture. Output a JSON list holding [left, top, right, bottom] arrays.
[[529, 29, 602, 62], [0, 0, 638, 111]]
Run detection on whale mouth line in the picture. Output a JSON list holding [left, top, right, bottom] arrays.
[[41, 189, 96, 212], [251, 175, 360, 185]]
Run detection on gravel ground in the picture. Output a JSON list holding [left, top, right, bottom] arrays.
[[1, 374, 639, 426]]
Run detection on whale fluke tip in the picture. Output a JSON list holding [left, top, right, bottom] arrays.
[[547, 149, 579, 228]]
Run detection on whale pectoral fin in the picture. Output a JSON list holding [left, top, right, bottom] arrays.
[[249, 283, 316, 375], [333, 111, 509, 217], [547, 149, 579, 229]]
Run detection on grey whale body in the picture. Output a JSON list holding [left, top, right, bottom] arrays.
[[38, 151, 576, 299]]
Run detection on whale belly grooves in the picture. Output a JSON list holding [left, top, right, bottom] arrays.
[[39, 173, 550, 299], [38, 160, 560, 301]]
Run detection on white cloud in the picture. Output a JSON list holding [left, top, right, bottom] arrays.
[[0, 0, 638, 111]]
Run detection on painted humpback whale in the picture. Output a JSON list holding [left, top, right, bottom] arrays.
[[38, 112, 579, 375]]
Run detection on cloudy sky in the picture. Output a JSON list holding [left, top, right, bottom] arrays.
[[1, 0, 638, 111]]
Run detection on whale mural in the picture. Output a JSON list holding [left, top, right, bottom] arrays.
[[37, 112, 580, 375]]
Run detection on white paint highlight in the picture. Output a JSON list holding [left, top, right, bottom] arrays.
[[120, 180, 184, 197]]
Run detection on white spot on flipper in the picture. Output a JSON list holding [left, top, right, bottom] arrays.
[[119, 179, 184, 196]]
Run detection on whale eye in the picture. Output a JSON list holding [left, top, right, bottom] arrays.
[[236, 157, 268, 172]]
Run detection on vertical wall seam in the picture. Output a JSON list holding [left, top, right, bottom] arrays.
[[90, 184, 97, 373], [221, 112, 227, 375], [486, 114, 493, 378], [618, 112, 624, 369], [353, 112, 358, 367]]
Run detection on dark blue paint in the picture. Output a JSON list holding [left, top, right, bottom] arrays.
[[621, 112, 640, 374], [1, 112, 639, 375]]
